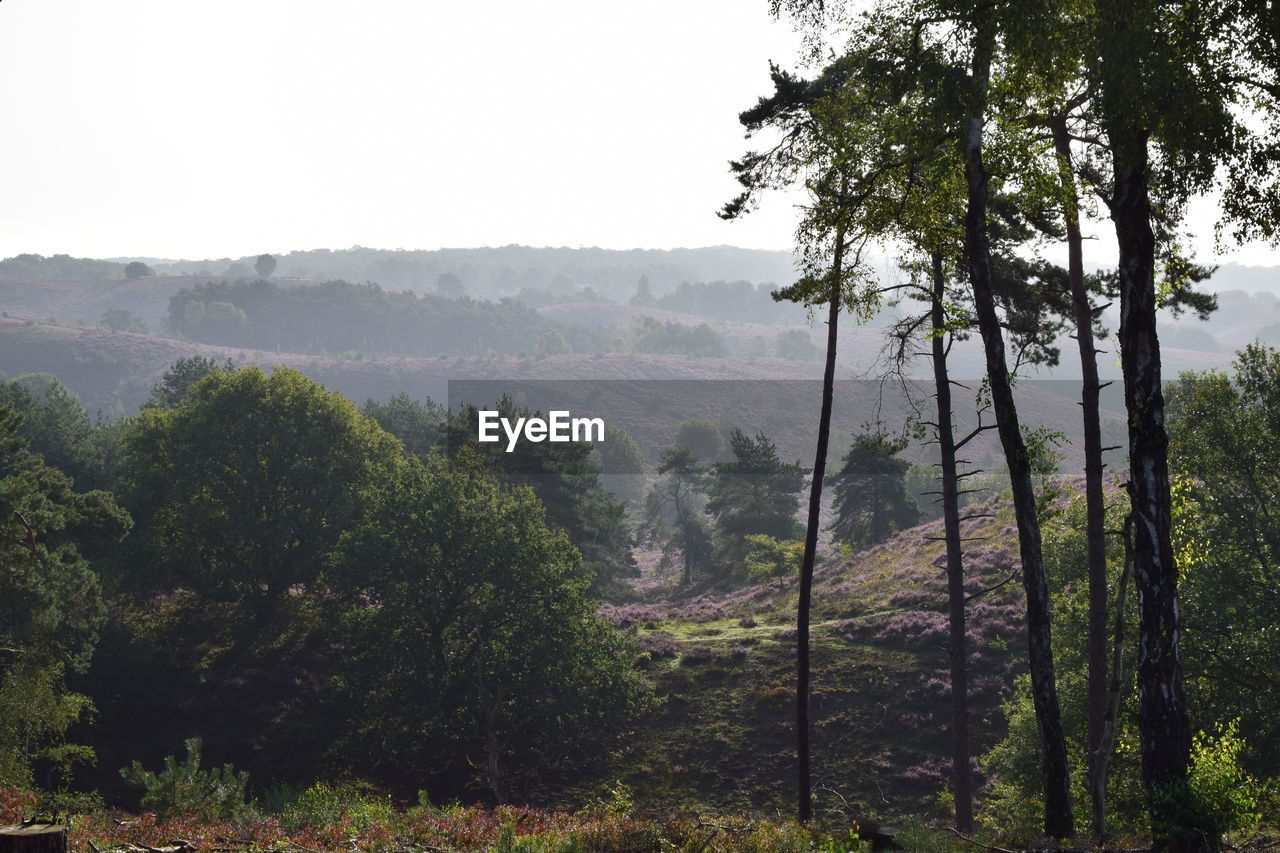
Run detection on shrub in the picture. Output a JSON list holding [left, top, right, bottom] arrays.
[[120, 737, 253, 822], [679, 644, 715, 666], [277, 782, 393, 833], [1154, 721, 1261, 852], [743, 534, 803, 582], [639, 631, 679, 658], [0, 787, 36, 823]]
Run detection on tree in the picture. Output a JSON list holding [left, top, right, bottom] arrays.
[[361, 392, 446, 459], [630, 275, 656, 307], [0, 375, 92, 485], [445, 399, 634, 589], [959, 8, 1075, 832], [328, 454, 649, 801], [143, 356, 235, 410], [774, 329, 821, 361], [254, 254, 277, 278], [705, 429, 805, 575], [1083, 0, 1247, 842], [674, 418, 726, 462], [99, 309, 147, 334], [593, 423, 646, 507], [0, 403, 129, 788], [436, 271, 466, 298], [829, 427, 920, 551], [1167, 345, 1280, 772], [535, 329, 573, 356], [123, 366, 401, 618], [640, 447, 713, 586], [123, 261, 153, 281]]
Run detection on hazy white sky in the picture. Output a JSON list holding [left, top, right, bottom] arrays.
[[1, 1, 1276, 266]]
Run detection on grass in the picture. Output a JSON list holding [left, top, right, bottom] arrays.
[[589, 499, 1026, 826]]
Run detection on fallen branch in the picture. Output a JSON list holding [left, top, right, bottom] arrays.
[[945, 826, 1018, 853]]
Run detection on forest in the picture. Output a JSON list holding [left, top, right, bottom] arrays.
[[3, 0, 1280, 850]]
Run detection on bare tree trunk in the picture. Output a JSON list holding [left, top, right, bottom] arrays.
[[797, 223, 846, 824], [1052, 113, 1113, 840], [1090, 511, 1136, 837], [1111, 143, 1199, 852], [485, 701, 507, 805], [963, 23, 1074, 838], [931, 253, 974, 831]]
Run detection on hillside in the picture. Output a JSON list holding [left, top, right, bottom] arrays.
[[0, 318, 1127, 473], [582, 497, 1027, 822]]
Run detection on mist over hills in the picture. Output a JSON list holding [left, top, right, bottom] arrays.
[[0, 244, 1273, 427]]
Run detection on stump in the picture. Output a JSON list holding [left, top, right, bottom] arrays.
[[0, 825, 67, 853]]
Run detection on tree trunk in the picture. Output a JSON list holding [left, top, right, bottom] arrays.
[[1052, 113, 1112, 840], [484, 700, 507, 804], [1091, 510, 1136, 838], [796, 223, 846, 824], [962, 22, 1074, 839], [0, 826, 66, 853], [1111, 141, 1199, 852], [931, 252, 974, 831]]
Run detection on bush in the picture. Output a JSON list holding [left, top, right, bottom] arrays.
[[1153, 721, 1261, 852], [276, 782, 393, 833], [679, 644, 715, 666], [120, 737, 254, 822], [639, 631, 679, 658], [744, 534, 804, 582], [0, 787, 36, 823]]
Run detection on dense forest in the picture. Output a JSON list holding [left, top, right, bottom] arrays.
[[5, 338, 1280, 851], [4, 0, 1280, 849]]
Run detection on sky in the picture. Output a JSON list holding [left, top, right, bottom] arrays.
[[1, 0, 1276, 267]]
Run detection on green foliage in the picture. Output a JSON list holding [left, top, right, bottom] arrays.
[[591, 424, 645, 507], [628, 315, 726, 357], [980, 490, 1143, 840], [272, 782, 393, 833], [774, 328, 821, 360], [536, 329, 573, 356], [743, 533, 803, 582], [1167, 345, 1280, 773], [329, 454, 651, 800], [143, 356, 234, 410], [254, 254, 277, 278], [640, 447, 713, 585], [0, 374, 92, 482], [120, 737, 254, 822], [675, 418, 727, 462], [123, 366, 401, 612], [0, 253, 123, 280], [165, 278, 578, 356], [1152, 722, 1261, 853], [99, 309, 148, 334], [814, 827, 871, 853], [644, 279, 810, 325], [123, 261, 153, 281], [446, 399, 634, 588], [0, 402, 127, 789], [0, 663, 96, 790], [360, 392, 445, 458], [706, 429, 805, 575], [829, 427, 920, 551]]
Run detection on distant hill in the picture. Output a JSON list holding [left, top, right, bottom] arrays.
[[0, 317, 1132, 474], [121, 245, 801, 301]]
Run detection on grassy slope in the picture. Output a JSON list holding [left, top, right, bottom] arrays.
[[588, 499, 1027, 825]]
